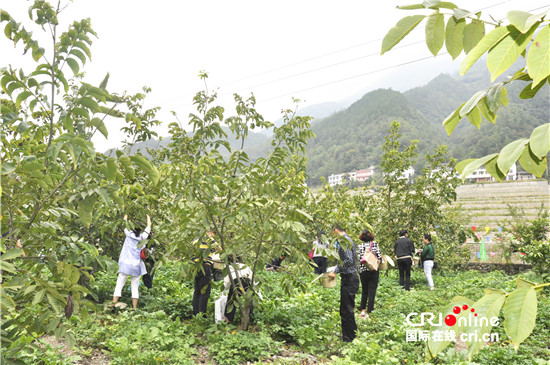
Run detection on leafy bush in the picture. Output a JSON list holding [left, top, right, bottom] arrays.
[[75, 310, 197, 364], [207, 328, 281, 365]]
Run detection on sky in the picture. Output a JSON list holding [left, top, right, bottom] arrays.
[[2, 0, 549, 152]]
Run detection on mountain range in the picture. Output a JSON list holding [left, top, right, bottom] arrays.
[[112, 61, 550, 187]]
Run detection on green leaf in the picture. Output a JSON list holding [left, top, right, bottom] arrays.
[[460, 91, 486, 117], [526, 25, 550, 88], [69, 48, 87, 65], [442, 102, 465, 135], [31, 47, 45, 62], [427, 1, 457, 10], [529, 123, 550, 158], [515, 278, 536, 288], [485, 155, 506, 182], [496, 138, 528, 174], [99, 72, 110, 89], [79, 97, 100, 112], [462, 19, 485, 54], [119, 156, 135, 180], [463, 293, 506, 358], [427, 296, 474, 359], [445, 17, 465, 59], [519, 79, 547, 99], [78, 195, 95, 228], [455, 158, 476, 174], [90, 117, 108, 138], [32, 289, 46, 306], [461, 24, 507, 75], [15, 91, 32, 108], [487, 24, 538, 81], [466, 105, 482, 129], [1, 162, 16, 175], [130, 155, 160, 185], [46, 293, 63, 316], [397, 4, 425, 10], [1, 248, 23, 261], [0, 260, 16, 273], [485, 83, 504, 113], [66, 57, 80, 75], [503, 287, 537, 350], [425, 12, 445, 56], [484, 288, 507, 296], [478, 98, 496, 123], [507, 10, 548, 33], [381, 15, 426, 55], [453, 8, 472, 19], [519, 148, 547, 177], [460, 153, 498, 181], [74, 41, 92, 59], [106, 158, 118, 180]]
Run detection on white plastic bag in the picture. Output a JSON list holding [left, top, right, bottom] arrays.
[[214, 295, 228, 323]]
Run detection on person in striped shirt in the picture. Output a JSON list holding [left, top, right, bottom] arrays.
[[357, 229, 383, 319]]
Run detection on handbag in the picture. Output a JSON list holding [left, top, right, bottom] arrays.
[[140, 247, 147, 260], [361, 242, 379, 271]]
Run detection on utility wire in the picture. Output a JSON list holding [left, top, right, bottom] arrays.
[[159, 0, 546, 112], [257, 53, 449, 103]]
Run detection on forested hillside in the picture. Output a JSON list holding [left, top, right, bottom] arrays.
[[118, 62, 549, 186], [304, 61, 549, 186]]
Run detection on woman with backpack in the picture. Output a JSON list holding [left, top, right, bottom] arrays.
[[112, 213, 151, 310], [357, 229, 382, 319]]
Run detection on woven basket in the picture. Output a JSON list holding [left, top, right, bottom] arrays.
[[321, 273, 337, 288]]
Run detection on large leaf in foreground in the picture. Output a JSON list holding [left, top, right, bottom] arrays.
[[381, 15, 426, 55], [503, 287, 537, 350], [427, 296, 474, 359], [463, 293, 506, 359]]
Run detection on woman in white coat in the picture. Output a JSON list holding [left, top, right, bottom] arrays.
[[112, 214, 151, 309]]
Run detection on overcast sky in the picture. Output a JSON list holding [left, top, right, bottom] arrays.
[[2, 0, 549, 151]]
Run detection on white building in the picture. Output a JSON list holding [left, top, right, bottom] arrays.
[[466, 162, 517, 182], [328, 167, 375, 187]]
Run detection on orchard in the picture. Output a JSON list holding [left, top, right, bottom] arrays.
[[1, 1, 549, 364]]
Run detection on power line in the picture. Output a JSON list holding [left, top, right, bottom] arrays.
[[158, 0, 545, 112], [257, 53, 448, 103]]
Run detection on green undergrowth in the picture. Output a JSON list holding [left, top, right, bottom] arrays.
[[22, 263, 550, 364]]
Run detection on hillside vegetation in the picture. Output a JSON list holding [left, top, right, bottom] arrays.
[[125, 62, 549, 186]]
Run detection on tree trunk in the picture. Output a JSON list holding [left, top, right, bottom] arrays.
[[239, 302, 252, 331]]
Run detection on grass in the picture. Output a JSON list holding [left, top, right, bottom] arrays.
[[19, 263, 550, 364]]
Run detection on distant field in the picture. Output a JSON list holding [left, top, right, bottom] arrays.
[[451, 180, 549, 264]]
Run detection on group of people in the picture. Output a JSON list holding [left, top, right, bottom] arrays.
[[110, 215, 254, 324], [313, 225, 436, 342], [110, 213, 435, 342]]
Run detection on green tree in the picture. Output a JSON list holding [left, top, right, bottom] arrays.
[[366, 121, 466, 268], [1, 1, 160, 357], [159, 76, 316, 330], [382, 0, 550, 181]]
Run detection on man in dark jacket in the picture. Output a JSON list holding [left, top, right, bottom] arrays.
[[394, 230, 415, 291]]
